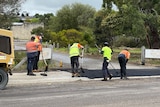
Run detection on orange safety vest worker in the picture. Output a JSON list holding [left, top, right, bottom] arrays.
[[26, 41, 39, 53], [118, 49, 130, 79], [119, 49, 130, 60]]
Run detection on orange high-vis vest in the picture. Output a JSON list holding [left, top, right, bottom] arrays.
[[26, 41, 39, 53], [37, 44, 42, 51], [119, 50, 130, 59]]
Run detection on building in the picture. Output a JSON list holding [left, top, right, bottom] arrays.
[[11, 22, 43, 40]]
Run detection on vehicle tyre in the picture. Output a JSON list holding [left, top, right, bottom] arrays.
[[0, 68, 8, 90]]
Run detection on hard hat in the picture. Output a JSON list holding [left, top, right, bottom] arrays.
[[104, 42, 109, 45]]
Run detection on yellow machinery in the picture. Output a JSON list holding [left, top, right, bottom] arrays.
[[0, 29, 14, 89]]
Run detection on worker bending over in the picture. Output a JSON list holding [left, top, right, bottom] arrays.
[[118, 49, 130, 79], [69, 43, 84, 77]]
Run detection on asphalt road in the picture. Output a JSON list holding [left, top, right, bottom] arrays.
[[14, 40, 160, 79], [9, 40, 160, 107], [1, 78, 160, 107], [52, 51, 160, 79]]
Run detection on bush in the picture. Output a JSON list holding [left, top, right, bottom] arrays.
[[113, 36, 141, 47]]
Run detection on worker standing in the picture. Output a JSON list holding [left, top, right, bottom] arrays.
[[100, 42, 113, 81], [118, 49, 130, 79], [33, 33, 43, 72], [69, 43, 84, 77], [26, 36, 40, 76]]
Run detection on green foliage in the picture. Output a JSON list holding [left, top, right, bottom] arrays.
[[29, 1, 160, 49], [79, 26, 95, 46], [97, 0, 160, 48], [56, 29, 84, 47], [31, 27, 94, 48], [52, 3, 96, 32], [114, 36, 141, 47], [14, 51, 26, 65], [29, 18, 39, 23], [0, 0, 25, 29], [34, 13, 54, 29], [31, 27, 44, 35], [30, 3, 96, 48], [31, 27, 54, 43]]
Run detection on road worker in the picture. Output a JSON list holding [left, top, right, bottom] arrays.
[[118, 49, 130, 79], [69, 43, 84, 77], [100, 42, 113, 81], [26, 36, 40, 76], [33, 33, 43, 72]]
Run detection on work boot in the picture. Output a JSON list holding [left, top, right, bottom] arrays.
[[124, 76, 129, 80], [76, 72, 80, 77], [27, 71, 30, 75], [109, 74, 113, 80], [101, 77, 107, 81], [72, 73, 75, 77]]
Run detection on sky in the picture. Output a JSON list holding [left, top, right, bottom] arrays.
[[21, 0, 103, 16]]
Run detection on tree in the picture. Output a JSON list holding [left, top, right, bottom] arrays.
[[52, 3, 96, 32], [55, 29, 84, 47], [138, 0, 160, 48], [31, 3, 96, 47], [101, 0, 160, 48], [93, 10, 109, 45], [0, 0, 25, 29]]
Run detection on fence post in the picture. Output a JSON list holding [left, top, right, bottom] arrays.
[[141, 46, 145, 65], [57, 43, 59, 49], [68, 44, 70, 51]]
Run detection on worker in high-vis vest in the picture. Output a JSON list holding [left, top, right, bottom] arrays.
[[69, 43, 84, 77], [118, 49, 130, 79], [100, 42, 113, 81], [26, 36, 40, 76], [33, 34, 43, 72]]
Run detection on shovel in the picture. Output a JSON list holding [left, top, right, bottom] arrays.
[[80, 49, 85, 73], [40, 51, 48, 76]]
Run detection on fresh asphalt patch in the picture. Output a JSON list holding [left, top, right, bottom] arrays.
[[52, 68, 160, 79]]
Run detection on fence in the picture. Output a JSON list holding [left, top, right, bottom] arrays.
[[141, 46, 160, 65]]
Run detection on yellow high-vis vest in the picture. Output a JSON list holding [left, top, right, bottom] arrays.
[[69, 43, 80, 57], [102, 46, 112, 60]]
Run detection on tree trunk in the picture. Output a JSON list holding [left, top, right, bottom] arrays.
[[150, 26, 160, 49]]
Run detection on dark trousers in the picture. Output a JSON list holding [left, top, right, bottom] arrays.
[[102, 57, 111, 78], [27, 57, 36, 75], [33, 51, 40, 70], [118, 54, 127, 79], [27, 52, 37, 74], [70, 56, 79, 73]]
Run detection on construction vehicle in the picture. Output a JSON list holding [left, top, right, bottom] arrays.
[[0, 29, 14, 90]]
